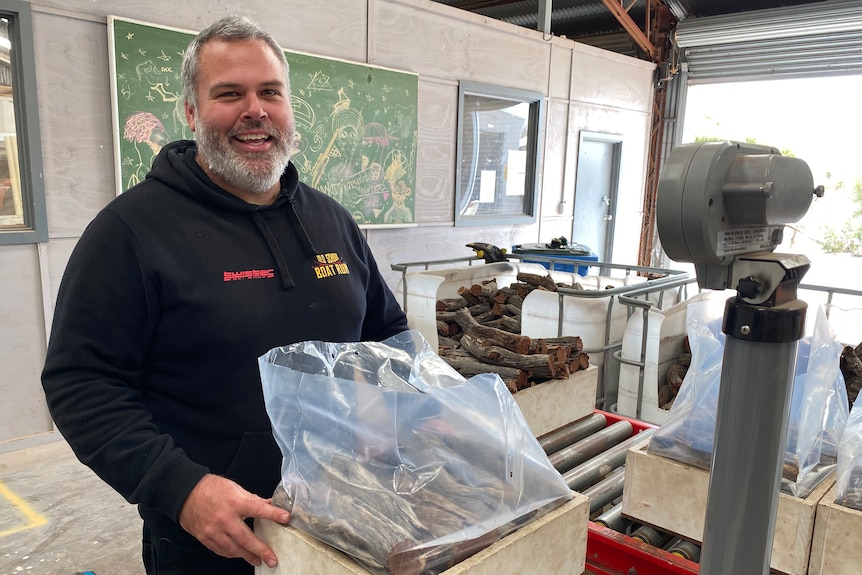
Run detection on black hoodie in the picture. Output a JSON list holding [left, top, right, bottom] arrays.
[[41, 140, 408, 545]]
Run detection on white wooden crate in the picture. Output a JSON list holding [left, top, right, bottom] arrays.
[[255, 493, 590, 575], [621, 437, 835, 575], [514, 365, 598, 438], [808, 482, 862, 575]]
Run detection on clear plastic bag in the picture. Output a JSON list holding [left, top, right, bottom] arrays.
[[647, 301, 848, 498], [258, 330, 573, 575], [836, 374, 862, 510]]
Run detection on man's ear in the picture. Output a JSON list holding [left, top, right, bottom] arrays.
[[184, 100, 197, 132]]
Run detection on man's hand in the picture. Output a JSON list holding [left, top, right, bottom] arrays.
[[179, 474, 291, 568]]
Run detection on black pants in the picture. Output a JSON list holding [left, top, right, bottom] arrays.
[[142, 523, 252, 575]]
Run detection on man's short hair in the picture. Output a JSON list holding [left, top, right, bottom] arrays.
[[181, 15, 290, 111]]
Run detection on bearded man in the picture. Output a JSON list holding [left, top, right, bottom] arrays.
[[41, 15, 408, 575]]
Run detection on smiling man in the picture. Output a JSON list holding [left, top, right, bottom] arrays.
[[41, 15, 408, 575], [185, 27, 295, 204]]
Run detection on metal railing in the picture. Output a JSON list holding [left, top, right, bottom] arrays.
[[615, 281, 862, 421]]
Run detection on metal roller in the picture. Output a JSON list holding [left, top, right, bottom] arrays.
[[581, 465, 626, 514], [668, 538, 702, 563], [538, 412, 607, 455], [563, 428, 656, 491], [548, 420, 633, 474], [592, 502, 634, 533], [631, 525, 673, 548]]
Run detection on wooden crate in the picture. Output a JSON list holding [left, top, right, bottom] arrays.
[[514, 365, 598, 438], [808, 482, 862, 575], [254, 493, 590, 575], [621, 437, 835, 575]]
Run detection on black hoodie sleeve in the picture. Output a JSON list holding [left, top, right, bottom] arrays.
[[359, 237, 410, 342], [41, 208, 208, 523]]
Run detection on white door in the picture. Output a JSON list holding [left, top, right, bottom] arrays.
[[572, 132, 622, 263]]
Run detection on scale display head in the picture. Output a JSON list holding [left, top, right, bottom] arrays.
[[656, 141, 822, 290]]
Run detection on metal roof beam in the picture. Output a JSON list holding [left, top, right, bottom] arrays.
[[600, 0, 658, 60]]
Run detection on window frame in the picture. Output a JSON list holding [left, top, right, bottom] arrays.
[[454, 81, 544, 227], [0, 0, 47, 245]]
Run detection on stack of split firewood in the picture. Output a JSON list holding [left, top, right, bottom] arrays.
[[656, 336, 692, 411], [435, 272, 589, 393], [840, 342, 862, 410]]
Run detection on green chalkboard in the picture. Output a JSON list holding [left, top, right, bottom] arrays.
[[109, 17, 418, 226]]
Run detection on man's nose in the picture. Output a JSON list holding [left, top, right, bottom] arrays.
[[242, 95, 268, 120]]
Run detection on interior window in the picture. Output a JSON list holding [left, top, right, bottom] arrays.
[[454, 82, 544, 227], [0, 1, 47, 244]]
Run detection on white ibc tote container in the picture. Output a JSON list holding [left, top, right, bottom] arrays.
[[616, 290, 730, 425]]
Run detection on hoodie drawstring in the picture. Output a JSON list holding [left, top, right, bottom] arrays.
[[286, 198, 320, 257], [250, 198, 321, 290], [251, 211, 295, 289]]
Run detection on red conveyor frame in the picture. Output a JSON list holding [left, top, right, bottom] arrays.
[[584, 410, 700, 575]]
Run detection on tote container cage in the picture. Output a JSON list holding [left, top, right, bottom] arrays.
[[391, 253, 693, 410], [615, 282, 862, 425]]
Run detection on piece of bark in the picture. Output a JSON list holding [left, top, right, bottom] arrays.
[[516, 272, 558, 292], [467, 301, 491, 316], [436, 297, 468, 312], [504, 282, 535, 299], [842, 345, 862, 378], [454, 308, 531, 354], [546, 344, 571, 365], [460, 334, 557, 379], [435, 310, 457, 323], [529, 339, 549, 355], [666, 363, 688, 391], [473, 310, 499, 324], [457, 286, 481, 306], [497, 315, 521, 333], [479, 280, 498, 299], [575, 352, 590, 370], [506, 293, 524, 309], [439, 348, 525, 390], [491, 301, 516, 316], [534, 335, 584, 352]]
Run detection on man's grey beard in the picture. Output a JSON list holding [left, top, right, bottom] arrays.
[[195, 119, 294, 195]]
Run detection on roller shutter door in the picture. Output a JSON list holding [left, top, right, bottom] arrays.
[[676, 0, 862, 84]]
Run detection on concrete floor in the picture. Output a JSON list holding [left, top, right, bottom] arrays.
[[0, 439, 142, 575]]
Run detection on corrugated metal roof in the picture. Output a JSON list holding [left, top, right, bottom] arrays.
[[431, 0, 829, 49]]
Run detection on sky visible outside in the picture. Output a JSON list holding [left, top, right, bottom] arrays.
[[680, 74, 862, 289]]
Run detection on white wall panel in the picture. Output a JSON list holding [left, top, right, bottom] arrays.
[[548, 41, 574, 100], [0, 245, 51, 443], [571, 43, 655, 112], [539, 98, 570, 220], [34, 13, 117, 237], [34, 0, 369, 63], [370, 0, 550, 91], [413, 78, 457, 224]]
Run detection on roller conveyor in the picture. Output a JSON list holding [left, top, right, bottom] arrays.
[[541, 410, 701, 575]]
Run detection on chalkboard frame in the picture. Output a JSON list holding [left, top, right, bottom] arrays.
[[108, 16, 419, 228]]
